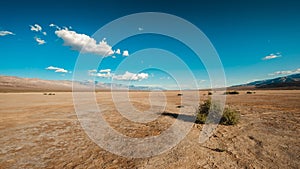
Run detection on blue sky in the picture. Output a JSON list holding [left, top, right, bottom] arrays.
[[0, 0, 300, 89]]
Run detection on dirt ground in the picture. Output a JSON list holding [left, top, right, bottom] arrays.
[[0, 90, 299, 169]]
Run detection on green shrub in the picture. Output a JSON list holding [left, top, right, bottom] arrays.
[[196, 99, 239, 125], [220, 108, 240, 125]]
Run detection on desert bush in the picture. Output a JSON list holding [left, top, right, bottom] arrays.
[[246, 91, 253, 94], [220, 108, 240, 125], [208, 92, 212, 95], [224, 91, 239, 95], [196, 99, 239, 125]]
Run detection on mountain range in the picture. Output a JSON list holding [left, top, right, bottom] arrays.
[[0, 73, 299, 92], [0, 75, 164, 92], [231, 73, 300, 89]]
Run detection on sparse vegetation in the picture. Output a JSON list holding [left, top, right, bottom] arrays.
[[224, 91, 239, 95], [246, 91, 253, 94], [177, 93, 183, 96], [208, 91, 212, 95], [196, 99, 240, 125], [220, 107, 240, 125]]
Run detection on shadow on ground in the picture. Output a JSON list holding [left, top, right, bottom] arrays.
[[160, 111, 196, 123]]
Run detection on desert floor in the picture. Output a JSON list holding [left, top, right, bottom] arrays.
[[0, 90, 299, 168]]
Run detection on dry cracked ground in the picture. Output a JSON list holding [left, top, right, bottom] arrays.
[[0, 90, 299, 168]]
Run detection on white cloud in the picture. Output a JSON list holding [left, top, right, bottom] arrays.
[[46, 66, 68, 73], [34, 37, 46, 45], [269, 68, 300, 76], [113, 71, 148, 81], [49, 23, 61, 30], [0, 31, 15, 36], [88, 69, 112, 78], [115, 49, 121, 54], [138, 27, 143, 31], [112, 55, 116, 59], [30, 24, 47, 36], [55, 69, 68, 73], [199, 80, 206, 83], [89, 72, 112, 78], [55, 29, 114, 57], [88, 70, 148, 81], [262, 53, 281, 60], [30, 24, 42, 32], [122, 50, 129, 57], [99, 69, 111, 73], [46, 66, 61, 70], [96, 72, 112, 78]]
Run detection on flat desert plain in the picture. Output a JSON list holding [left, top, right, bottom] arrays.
[[0, 90, 299, 168]]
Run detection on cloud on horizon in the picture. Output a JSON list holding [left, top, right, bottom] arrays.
[[55, 28, 114, 57], [46, 66, 68, 73], [0, 31, 15, 36], [269, 68, 300, 76], [88, 69, 148, 81], [113, 71, 148, 81]]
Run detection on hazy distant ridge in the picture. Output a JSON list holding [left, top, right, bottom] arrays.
[[0, 75, 164, 92]]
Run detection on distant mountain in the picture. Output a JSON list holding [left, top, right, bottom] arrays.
[[232, 73, 300, 89], [0, 75, 165, 92]]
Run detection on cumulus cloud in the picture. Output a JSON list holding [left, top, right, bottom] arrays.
[[262, 53, 281, 60], [55, 29, 114, 57], [122, 50, 129, 57], [113, 71, 148, 81], [112, 55, 116, 59], [30, 24, 42, 32], [0, 31, 15, 36], [269, 68, 300, 76], [46, 66, 68, 73], [138, 27, 143, 31], [34, 37, 46, 45], [115, 49, 121, 54]]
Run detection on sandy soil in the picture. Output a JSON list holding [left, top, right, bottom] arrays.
[[0, 90, 299, 168]]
